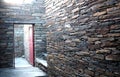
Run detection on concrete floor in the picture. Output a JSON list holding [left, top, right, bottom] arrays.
[[15, 57, 32, 68], [0, 58, 48, 77]]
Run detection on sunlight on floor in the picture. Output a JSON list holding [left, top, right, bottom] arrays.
[[15, 57, 32, 68], [0, 57, 47, 77]]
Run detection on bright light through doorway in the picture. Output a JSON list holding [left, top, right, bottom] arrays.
[[4, 0, 34, 4]]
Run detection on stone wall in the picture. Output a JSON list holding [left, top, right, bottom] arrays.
[[1, 0, 45, 23], [0, 0, 45, 68], [0, 23, 14, 68], [34, 23, 47, 60], [46, 0, 120, 77]]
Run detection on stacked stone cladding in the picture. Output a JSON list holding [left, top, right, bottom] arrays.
[[46, 0, 120, 76], [0, 23, 14, 68]]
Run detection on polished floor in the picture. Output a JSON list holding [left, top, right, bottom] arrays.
[[0, 58, 48, 77]]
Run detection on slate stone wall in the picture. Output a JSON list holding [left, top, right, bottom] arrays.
[[0, 0, 45, 23], [34, 24, 47, 60], [46, 0, 120, 77], [0, 0, 45, 68], [0, 23, 14, 68]]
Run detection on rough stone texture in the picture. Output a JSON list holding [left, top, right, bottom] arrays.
[[46, 0, 120, 77], [0, 23, 14, 68], [0, 0, 45, 68], [0, 0, 45, 23], [34, 23, 47, 60]]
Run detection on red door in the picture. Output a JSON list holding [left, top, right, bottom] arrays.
[[29, 26, 34, 65]]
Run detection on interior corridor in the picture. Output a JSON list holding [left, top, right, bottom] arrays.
[[0, 57, 47, 77], [0, 0, 120, 77]]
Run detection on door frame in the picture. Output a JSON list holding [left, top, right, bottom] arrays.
[[29, 25, 34, 66], [13, 23, 35, 68]]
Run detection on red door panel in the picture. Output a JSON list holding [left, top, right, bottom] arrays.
[[29, 26, 34, 65]]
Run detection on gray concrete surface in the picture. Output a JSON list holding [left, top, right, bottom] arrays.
[[15, 57, 32, 68], [0, 58, 48, 77]]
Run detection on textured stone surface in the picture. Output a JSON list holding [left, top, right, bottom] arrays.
[[34, 24, 47, 60], [0, 0, 45, 68], [46, 0, 120, 76], [0, 23, 14, 68], [105, 55, 120, 61], [0, 0, 45, 23]]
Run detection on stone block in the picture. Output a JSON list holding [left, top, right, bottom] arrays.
[[71, 14, 79, 19], [95, 41, 101, 44], [112, 49, 120, 55], [84, 69, 94, 76], [106, 0, 118, 6], [46, 0, 120, 76], [110, 25, 119, 30], [105, 71, 114, 76], [65, 40, 71, 43], [106, 33, 120, 37], [105, 55, 120, 61], [93, 54, 104, 60], [72, 38, 80, 42], [72, 7, 79, 13], [93, 11, 107, 16], [88, 38, 99, 42], [96, 35, 103, 38], [76, 51, 90, 56], [96, 49, 111, 54]]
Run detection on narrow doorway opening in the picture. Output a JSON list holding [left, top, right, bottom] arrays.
[[14, 24, 34, 68]]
